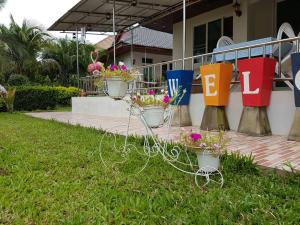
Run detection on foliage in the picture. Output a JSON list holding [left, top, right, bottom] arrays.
[[221, 152, 260, 175], [41, 38, 100, 86], [0, 113, 299, 224], [131, 89, 175, 108], [0, 16, 49, 78], [52, 86, 80, 105], [13, 86, 79, 111], [0, 16, 105, 86], [100, 63, 138, 82], [0, 0, 6, 10], [0, 87, 16, 112], [7, 74, 29, 86], [180, 130, 228, 156]]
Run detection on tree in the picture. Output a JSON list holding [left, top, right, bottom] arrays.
[[0, 0, 6, 10], [0, 15, 49, 78], [41, 38, 101, 86]]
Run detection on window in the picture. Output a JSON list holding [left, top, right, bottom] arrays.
[[193, 16, 233, 61], [142, 58, 153, 81], [193, 24, 206, 58], [142, 58, 153, 64], [223, 16, 233, 39], [208, 19, 222, 53]]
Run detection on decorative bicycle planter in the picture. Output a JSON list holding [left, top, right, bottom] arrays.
[[99, 99, 225, 188]]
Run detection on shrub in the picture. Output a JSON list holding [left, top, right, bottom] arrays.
[[53, 86, 80, 105], [0, 98, 6, 112], [13, 86, 80, 111], [8, 74, 29, 86]]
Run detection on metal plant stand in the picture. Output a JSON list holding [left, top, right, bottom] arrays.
[[99, 86, 224, 188]]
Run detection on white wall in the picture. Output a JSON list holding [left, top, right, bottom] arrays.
[[189, 90, 295, 136], [173, 2, 247, 67], [172, 0, 277, 69], [72, 90, 295, 136], [117, 51, 172, 68]]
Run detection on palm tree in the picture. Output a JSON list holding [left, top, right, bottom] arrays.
[[0, 15, 49, 77], [0, 0, 6, 10], [41, 38, 99, 86]]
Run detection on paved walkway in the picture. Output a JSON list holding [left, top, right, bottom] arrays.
[[26, 112, 300, 172]]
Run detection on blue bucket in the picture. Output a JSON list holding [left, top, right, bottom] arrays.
[[291, 53, 300, 107], [166, 70, 194, 105]]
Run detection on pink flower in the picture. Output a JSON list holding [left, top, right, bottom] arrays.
[[163, 95, 170, 104], [199, 143, 207, 148], [120, 64, 127, 71], [190, 133, 202, 142], [109, 64, 118, 71], [213, 144, 221, 149], [147, 89, 155, 95]]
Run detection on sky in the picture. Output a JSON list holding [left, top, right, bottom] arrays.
[[0, 0, 107, 44]]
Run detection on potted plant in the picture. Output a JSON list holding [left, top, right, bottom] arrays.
[[180, 131, 228, 172], [131, 89, 176, 128], [101, 63, 137, 99]]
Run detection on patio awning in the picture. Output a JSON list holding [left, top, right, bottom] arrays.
[[48, 0, 183, 33]]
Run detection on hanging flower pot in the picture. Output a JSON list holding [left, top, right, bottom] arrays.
[[196, 151, 220, 173], [93, 62, 138, 100], [142, 106, 165, 128], [105, 77, 128, 99]]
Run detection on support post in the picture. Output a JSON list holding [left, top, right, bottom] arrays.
[[113, 0, 116, 65], [76, 25, 79, 87], [182, 0, 186, 69]]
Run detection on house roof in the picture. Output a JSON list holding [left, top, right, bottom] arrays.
[[118, 27, 172, 50], [97, 27, 172, 51], [95, 36, 114, 50], [48, 0, 232, 34], [48, 0, 182, 33]]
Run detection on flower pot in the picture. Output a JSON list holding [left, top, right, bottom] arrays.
[[106, 77, 128, 99], [143, 106, 165, 128], [197, 151, 220, 173]]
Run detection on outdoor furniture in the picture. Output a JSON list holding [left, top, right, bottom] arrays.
[[213, 37, 276, 62], [216, 36, 234, 48], [273, 22, 299, 78]]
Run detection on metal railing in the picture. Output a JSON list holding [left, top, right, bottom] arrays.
[[79, 36, 300, 95]]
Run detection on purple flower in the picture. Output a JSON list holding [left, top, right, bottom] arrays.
[[120, 64, 127, 71], [163, 95, 170, 104], [109, 64, 118, 71], [190, 133, 202, 142], [147, 89, 155, 95]]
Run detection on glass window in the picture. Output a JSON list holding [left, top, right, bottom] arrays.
[[193, 24, 207, 57], [208, 19, 222, 53], [223, 16, 233, 39]]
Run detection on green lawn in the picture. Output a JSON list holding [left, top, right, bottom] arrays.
[[0, 113, 299, 224]]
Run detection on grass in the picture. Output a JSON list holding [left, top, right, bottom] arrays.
[[0, 113, 299, 224]]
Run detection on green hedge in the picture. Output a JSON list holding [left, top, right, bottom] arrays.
[[13, 86, 80, 111], [0, 98, 6, 112]]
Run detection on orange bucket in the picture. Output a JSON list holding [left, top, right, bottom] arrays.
[[200, 63, 233, 106]]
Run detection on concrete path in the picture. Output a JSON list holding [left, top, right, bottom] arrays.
[[26, 112, 300, 172]]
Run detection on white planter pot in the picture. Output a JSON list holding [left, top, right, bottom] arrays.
[[197, 151, 220, 173], [106, 77, 128, 99], [143, 106, 165, 128]]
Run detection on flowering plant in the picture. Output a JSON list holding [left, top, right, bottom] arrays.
[[131, 89, 176, 109], [180, 130, 228, 156], [100, 62, 138, 82]]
